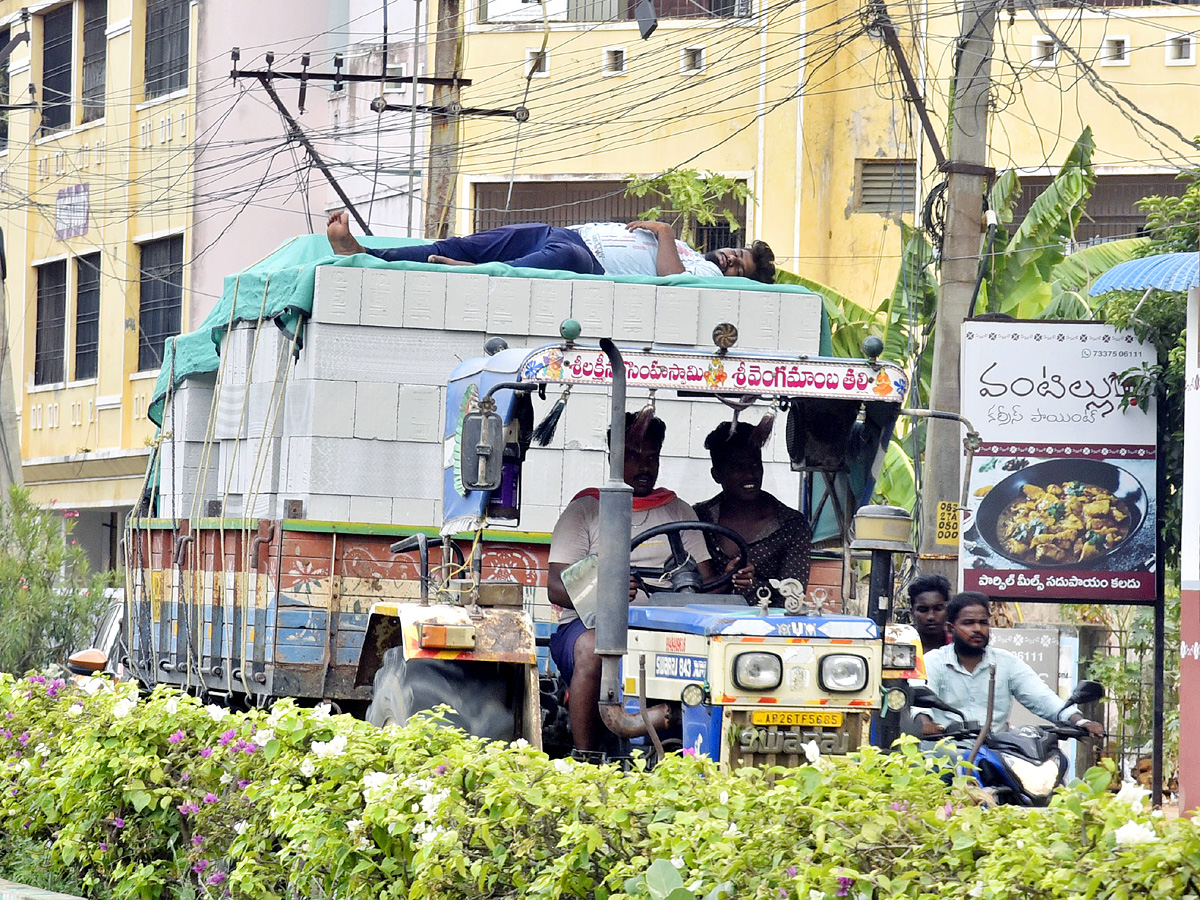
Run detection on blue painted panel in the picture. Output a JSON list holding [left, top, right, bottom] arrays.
[[683, 703, 723, 761]]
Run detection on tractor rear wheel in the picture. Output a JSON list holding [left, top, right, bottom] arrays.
[[366, 649, 522, 741]]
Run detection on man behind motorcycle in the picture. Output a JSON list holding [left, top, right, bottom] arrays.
[[914, 592, 1105, 740]]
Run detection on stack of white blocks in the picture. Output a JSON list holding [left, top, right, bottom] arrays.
[[159, 265, 823, 529]]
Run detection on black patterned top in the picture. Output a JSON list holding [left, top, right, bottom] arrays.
[[692, 492, 812, 606]]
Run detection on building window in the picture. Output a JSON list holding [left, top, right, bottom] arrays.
[[856, 159, 918, 214], [526, 48, 548, 78], [75, 254, 101, 380], [681, 46, 706, 75], [145, 0, 189, 99], [138, 236, 183, 371], [81, 0, 107, 123], [1032, 36, 1057, 67], [1101, 36, 1130, 66], [41, 5, 73, 132], [484, 0, 749, 23], [1011, 173, 1189, 246], [473, 179, 748, 253], [0, 28, 9, 152], [35, 260, 67, 385], [1166, 34, 1195, 66], [602, 47, 626, 75]]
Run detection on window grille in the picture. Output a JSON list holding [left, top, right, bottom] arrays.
[[145, 0, 189, 98], [82, 0, 106, 123], [35, 260, 67, 385], [41, 5, 73, 132], [138, 236, 183, 371], [75, 254, 101, 380]]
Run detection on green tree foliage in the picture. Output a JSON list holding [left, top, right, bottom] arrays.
[[1099, 166, 1199, 567], [0, 486, 112, 675], [624, 170, 753, 249]]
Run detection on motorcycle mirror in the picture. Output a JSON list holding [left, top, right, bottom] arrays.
[[909, 685, 959, 713], [1067, 679, 1104, 706]]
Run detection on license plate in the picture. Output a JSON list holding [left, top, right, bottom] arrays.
[[751, 710, 844, 727]]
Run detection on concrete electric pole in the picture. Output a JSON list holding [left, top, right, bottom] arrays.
[[916, 0, 997, 583], [425, 0, 463, 240]]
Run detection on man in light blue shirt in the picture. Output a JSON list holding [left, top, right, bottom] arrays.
[[914, 592, 1105, 739]]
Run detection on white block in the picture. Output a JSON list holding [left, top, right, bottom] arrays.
[[212, 380, 247, 440], [558, 448, 607, 500], [244, 381, 287, 440], [529, 280, 573, 336], [738, 290, 781, 352], [349, 495, 393, 525], [654, 287, 701, 344], [163, 374, 216, 442], [295, 322, 478, 385], [688, 401, 731, 457], [696, 288, 742, 346], [244, 324, 293, 385], [312, 266, 364, 324], [612, 283, 656, 343], [561, 390, 609, 451], [393, 497, 438, 526], [355, 382, 400, 440], [487, 278, 532, 334], [445, 273, 489, 331], [517, 504, 561, 534], [244, 492, 277, 520], [283, 438, 443, 498], [361, 268, 406, 328], [241, 436, 282, 495], [778, 292, 823, 355], [402, 271, 447, 329], [283, 379, 357, 438], [651, 398, 692, 453], [520, 452, 563, 509], [571, 280, 614, 339], [300, 493, 350, 522], [397, 384, 443, 443]]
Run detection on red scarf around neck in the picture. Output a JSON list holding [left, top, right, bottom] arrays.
[[572, 487, 677, 511]]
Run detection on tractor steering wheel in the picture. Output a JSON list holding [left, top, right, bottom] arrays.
[[630, 521, 751, 595]]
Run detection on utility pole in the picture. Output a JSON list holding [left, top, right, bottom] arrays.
[[917, 0, 996, 583], [425, 0, 463, 239]]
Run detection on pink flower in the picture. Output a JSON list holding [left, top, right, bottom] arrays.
[[113, 817, 125, 828], [435, 764, 447, 775], [682, 747, 697, 757], [178, 802, 200, 816], [206, 871, 226, 886], [203, 793, 218, 804], [193, 834, 204, 846], [199, 748, 212, 758], [192, 859, 209, 874], [218, 730, 237, 747], [169, 731, 185, 744]]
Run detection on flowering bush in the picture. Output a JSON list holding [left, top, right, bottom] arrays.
[[0, 673, 1195, 900]]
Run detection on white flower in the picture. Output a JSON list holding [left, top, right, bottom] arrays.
[[719, 790, 729, 805], [207, 704, 228, 722], [66, 703, 83, 717], [553, 758, 573, 774], [251, 728, 275, 748], [34, 743, 50, 757], [725, 823, 739, 836], [310, 703, 332, 719], [311, 734, 347, 758], [512, 738, 529, 749], [233, 820, 249, 835], [810, 891, 824, 900], [1115, 781, 1151, 811], [111, 697, 136, 719], [671, 857, 685, 869], [164, 696, 179, 714], [347, 819, 364, 834], [802, 740, 820, 764], [300, 759, 316, 778], [220, 772, 233, 785], [1114, 821, 1158, 846], [79, 677, 109, 696], [421, 789, 450, 816], [969, 881, 984, 897]]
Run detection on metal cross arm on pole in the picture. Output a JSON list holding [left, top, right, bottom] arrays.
[[374, 99, 530, 121], [230, 67, 472, 89]]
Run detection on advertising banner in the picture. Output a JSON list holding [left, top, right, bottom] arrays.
[[959, 321, 1157, 602]]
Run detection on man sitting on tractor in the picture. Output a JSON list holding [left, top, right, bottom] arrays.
[[547, 410, 753, 757]]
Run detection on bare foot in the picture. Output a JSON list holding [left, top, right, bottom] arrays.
[[427, 254, 472, 266], [326, 211, 366, 255]]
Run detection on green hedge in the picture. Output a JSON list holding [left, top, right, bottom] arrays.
[[0, 673, 1194, 900]]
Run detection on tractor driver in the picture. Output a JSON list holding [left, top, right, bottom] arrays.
[[547, 410, 754, 757]]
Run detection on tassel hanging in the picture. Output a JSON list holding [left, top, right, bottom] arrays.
[[532, 387, 571, 446], [749, 413, 776, 449]]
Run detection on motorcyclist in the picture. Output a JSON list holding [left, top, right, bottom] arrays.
[[913, 592, 1105, 740]]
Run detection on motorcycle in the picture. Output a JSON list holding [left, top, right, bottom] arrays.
[[911, 679, 1105, 807]]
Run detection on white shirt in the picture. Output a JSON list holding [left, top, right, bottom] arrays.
[[571, 223, 722, 278], [549, 494, 711, 623]]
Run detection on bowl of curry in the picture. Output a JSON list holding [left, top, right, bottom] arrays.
[[974, 459, 1147, 567]]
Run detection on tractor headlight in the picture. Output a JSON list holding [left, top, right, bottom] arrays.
[[883, 642, 917, 670], [732, 652, 783, 691], [885, 686, 908, 711], [1001, 753, 1059, 801], [819, 654, 868, 692], [681, 683, 707, 707]]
